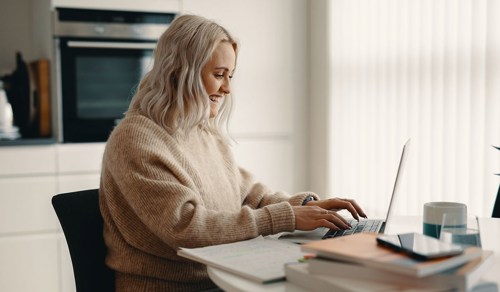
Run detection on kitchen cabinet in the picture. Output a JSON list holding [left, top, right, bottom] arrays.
[[0, 145, 56, 176], [56, 143, 105, 173], [0, 176, 58, 234], [0, 235, 60, 292], [0, 145, 58, 236], [0, 184, 58, 292], [0, 143, 104, 292]]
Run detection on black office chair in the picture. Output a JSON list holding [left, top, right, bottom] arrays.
[[493, 185, 500, 218], [52, 189, 115, 292]]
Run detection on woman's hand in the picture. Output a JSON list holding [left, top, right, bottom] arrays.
[[306, 197, 367, 221], [292, 205, 352, 231]]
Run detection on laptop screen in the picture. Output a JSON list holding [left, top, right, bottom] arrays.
[[383, 139, 411, 231]]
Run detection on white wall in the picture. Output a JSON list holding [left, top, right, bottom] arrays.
[[308, 0, 330, 196], [183, 0, 309, 193], [0, 0, 34, 74]]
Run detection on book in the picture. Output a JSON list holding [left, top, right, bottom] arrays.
[[308, 249, 494, 291], [285, 262, 442, 292], [285, 262, 499, 292], [177, 236, 305, 283], [301, 233, 483, 277]]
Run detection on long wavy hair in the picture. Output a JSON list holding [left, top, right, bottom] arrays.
[[128, 14, 238, 141]]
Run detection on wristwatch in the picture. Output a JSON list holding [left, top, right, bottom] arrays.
[[302, 195, 316, 206]]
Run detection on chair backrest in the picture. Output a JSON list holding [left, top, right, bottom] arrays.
[[493, 185, 500, 218], [52, 189, 115, 292]]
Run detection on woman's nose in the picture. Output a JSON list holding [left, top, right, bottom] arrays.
[[221, 77, 231, 95]]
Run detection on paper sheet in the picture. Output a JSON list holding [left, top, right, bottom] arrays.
[[178, 236, 305, 283]]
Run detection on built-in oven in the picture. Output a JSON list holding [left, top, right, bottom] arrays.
[[53, 8, 175, 142]]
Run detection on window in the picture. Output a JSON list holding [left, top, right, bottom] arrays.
[[322, 0, 500, 217]]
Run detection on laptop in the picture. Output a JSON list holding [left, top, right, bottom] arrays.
[[279, 139, 411, 243]]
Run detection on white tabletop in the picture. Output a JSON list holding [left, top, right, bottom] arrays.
[[208, 216, 500, 292]]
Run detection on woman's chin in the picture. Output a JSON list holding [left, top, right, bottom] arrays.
[[210, 107, 219, 118]]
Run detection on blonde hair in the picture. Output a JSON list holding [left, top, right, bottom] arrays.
[[128, 14, 238, 141]]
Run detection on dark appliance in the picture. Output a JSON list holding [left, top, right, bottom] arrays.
[[53, 8, 175, 142]]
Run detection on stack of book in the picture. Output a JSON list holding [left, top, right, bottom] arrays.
[[286, 233, 496, 292]]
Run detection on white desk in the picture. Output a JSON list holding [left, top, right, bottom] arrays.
[[208, 216, 500, 292]]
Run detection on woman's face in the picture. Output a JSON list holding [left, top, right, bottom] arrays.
[[202, 42, 236, 118]]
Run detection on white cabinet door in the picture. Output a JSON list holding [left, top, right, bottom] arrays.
[[59, 234, 77, 292], [57, 173, 101, 194], [56, 143, 106, 174], [0, 176, 58, 234], [0, 234, 59, 292], [0, 145, 56, 176]]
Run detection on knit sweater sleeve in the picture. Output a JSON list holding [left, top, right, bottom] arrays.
[[100, 116, 301, 251]]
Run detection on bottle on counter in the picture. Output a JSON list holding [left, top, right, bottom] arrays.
[[0, 80, 21, 140]]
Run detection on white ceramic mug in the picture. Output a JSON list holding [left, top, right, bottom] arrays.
[[423, 202, 467, 238]]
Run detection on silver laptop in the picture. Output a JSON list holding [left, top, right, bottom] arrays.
[[279, 139, 411, 243]]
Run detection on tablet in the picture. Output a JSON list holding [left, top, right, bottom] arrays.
[[376, 232, 464, 260]]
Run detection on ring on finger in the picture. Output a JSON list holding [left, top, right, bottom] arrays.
[[324, 210, 329, 215]]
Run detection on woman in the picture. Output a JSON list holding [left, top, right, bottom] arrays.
[[99, 14, 367, 291]]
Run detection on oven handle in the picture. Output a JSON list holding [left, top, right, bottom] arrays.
[[67, 41, 156, 50]]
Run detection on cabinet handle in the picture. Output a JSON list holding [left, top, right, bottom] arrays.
[[67, 41, 156, 50]]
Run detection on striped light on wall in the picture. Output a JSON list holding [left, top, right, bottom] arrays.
[[326, 0, 500, 217]]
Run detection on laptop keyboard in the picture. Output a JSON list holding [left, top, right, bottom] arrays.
[[322, 219, 382, 239]]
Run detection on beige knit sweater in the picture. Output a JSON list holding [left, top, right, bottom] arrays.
[[99, 111, 316, 291]]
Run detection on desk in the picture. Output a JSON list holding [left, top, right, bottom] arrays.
[[208, 216, 500, 292]]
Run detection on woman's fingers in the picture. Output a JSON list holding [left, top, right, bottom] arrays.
[[319, 210, 351, 229], [337, 198, 368, 219], [341, 200, 362, 221], [318, 219, 341, 231], [293, 206, 352, 231], [314, 198, 368, 221]]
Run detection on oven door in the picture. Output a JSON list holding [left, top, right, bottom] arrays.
[[59, 38, 155, 142]]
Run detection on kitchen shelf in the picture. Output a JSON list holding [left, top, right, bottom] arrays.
[[0, 138, 57, 146]]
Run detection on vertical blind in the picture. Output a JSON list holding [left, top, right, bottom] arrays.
[[327, 0, 500, 218]]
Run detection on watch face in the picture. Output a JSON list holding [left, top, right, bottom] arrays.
[[302, 196, 314, 205]]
